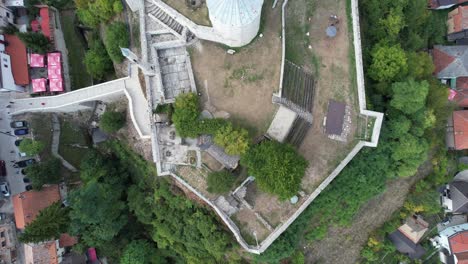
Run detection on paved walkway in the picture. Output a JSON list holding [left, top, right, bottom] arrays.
[[10, 65, 152, 139], [51, 114, 78, 172]]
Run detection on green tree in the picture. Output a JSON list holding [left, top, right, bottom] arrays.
[[104, 22, 129, 63], [214, 124, 249, 155], [390, 79, 429, 115], [100, 111, 126, 133], [378, 8, 405, 40], [26, 158, 62, 189], [20, 202, 69, 243], [19, 138, 45, 156], [17, 32, 50, 54], [207, 170, 236, 194], [406, 52, 435, 80], [76, 0, 123, 26], [369, 44, 407, 82], [120, 240, 168, 264], [69, 181, 128, 248], [241, 141, 308, 200], [84, 40, 113, 79]]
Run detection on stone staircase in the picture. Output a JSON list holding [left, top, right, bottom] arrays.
[[272, 96, 313, 123], [145, 0, 184, 35]]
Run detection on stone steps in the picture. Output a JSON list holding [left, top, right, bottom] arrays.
[[146, 1, 184, 35], [272, 96, 313, 123]]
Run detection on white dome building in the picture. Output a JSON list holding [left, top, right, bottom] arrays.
[[206, 0, 264, 47]]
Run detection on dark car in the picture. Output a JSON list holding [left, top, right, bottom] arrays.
[[14, 139, 23, 147], [14, 129, 29, 136], [25, 185, 32, 191], [23, 178, 30, 183], [0, 161, 5, 177], [15, 159, 36, 168], [10, 121, 28, 129], [21, 169, 27, 175]]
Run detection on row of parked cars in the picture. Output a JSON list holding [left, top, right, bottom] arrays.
[[0, 120, 36, 196]]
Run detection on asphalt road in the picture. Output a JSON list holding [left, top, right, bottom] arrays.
[[0, 93, 28, 202]]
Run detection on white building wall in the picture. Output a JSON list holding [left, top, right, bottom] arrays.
[[210, 12, 261, 47], [0, 5, 13, 27]]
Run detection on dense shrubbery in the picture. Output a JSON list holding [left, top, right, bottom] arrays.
[[75, 0, 123, 27], [257, 0, 450, 262], [207, 170, 237, 194], [214, 124, 250, 155], [84, 39, 113, 80], [100, 111, 126, 133], [17, 32, 51, 54], [104, 22, 129, 63]]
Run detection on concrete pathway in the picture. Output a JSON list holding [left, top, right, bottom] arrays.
[[10, 65, 152, 139], [51, 114, 78, 172]]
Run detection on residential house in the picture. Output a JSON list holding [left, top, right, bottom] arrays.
[[0, 34, 28, 92], [448, 6, 468, 44], [0, 221, 18, 263], [447, 111, 468, 150], [429, 0, 468, 9], [388, 215, 429, 259], [12, 185, 61, 230], [24, 241, 61, 264], [433, 223, 468, 263], [433, 45, 468, 86], [441, 170, 468, 212], [0, 2, 14, 28]]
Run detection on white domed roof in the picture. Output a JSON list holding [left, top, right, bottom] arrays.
[[207, 0, 263, 27]]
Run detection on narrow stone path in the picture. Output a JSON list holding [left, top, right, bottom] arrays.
[[51, 114, 78, 172]]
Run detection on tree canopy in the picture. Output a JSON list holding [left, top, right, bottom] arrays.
[[100, 111, 126, 133], [20, 202, 69, 243], [390, 79, 429, 115], [26, 158, 62, 189], [76, 0, 123, 27], [17, 32, 50, 54], [19, 138, 45, 156], [369, 44, 407, 82], [84, 40, 113, 80], [241, 140, 308, 200], [214, 124, 249, 155]]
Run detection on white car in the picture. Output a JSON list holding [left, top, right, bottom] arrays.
[[0, 183, 10, 197]]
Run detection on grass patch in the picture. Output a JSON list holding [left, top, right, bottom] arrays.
[[30, 114, 53, 161], [60, 10, 93, 90], [58, 119, 90, 168]]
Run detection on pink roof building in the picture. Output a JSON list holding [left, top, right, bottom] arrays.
[[47, 64, 61, 80], [47, 52, 61, 66], [30, 54, 45, 68], [49, 78, 63, 92], [31, 78, 46, 93]]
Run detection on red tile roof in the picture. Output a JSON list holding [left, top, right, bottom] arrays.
[[40, 7, 51, 40], [448, 6, 468, 34], [455, 89, 468, 107], [4, 34, 29, 85], [59, 233, 77, 248], [433, 47, 456, 75], [458, 77, 468, 89], [12, 185, 61, 229], [453, 111, 468, 150], [450, 230, 468, 253], [30, 241, 59, 264]]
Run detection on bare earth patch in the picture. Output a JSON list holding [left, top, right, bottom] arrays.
[[162, 0, 211, 26], [190, 2, 282, 136]]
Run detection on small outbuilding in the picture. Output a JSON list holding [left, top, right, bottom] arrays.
[[388, 215, 429, 260]]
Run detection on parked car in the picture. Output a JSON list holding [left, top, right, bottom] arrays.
[[0, 183, 10, 197], [18, 152, 27, 158], [14, 129, 29, 136], [25, 185, 32, 191], [0, 161, 5, 177], [10, 121, 28, 129], [14, 139, 23, 147], [15, 159, 36, 168], [23, 178, 30, 183]]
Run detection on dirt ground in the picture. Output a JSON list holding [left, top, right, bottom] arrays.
[[162, 0, 211, 26], [190, 1, 282, 136], [303, 160, 433, 263], [285, 0, 359, 192]]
